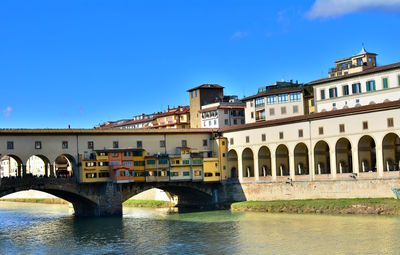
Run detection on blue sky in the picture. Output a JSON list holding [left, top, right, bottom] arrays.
[[1, 0, 400, 128]]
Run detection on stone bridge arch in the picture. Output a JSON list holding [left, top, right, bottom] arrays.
[[120, 182, 220, 208]]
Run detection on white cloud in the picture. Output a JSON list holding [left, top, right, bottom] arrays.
[[3, 106, 12, 118], [307, 0, 400, 19], [231, 31, 248, 40]]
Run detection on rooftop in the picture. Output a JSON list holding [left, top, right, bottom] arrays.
[[187, 84, 224, 92]]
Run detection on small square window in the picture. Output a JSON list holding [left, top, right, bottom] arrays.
[[246, 136, 250, 143], [222, 140, 225, 146], [230, 138, 234, 145], [88, 141, 94, 149], [319, 127, 324, 135], [224, 119, 228, 125], [362, 121, 368, 130], [203, 139, 208, 146], [279, 132, 284, 140], [261, 134, 266, 142], [293, 105, 298, 113], [35, 141, 42, 149], [269, 108, 275, 116], [388, 118, 394, 127], [251, 112, 254, 119], [160, 140, 166, 148], [7, 141, 14, 150], [137, 141, 142, 148], [339, 124, 345, 133], [182, 140, 187, 147], [298, 129, 303, 138], [113, 141, 119, 148], [62, 141, 68, 149]]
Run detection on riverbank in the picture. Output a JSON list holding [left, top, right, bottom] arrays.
[[0, 198, 68, 204], [123, 200, 174, 208], [231, 198, 400, 215]]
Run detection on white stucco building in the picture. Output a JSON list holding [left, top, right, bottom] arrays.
[[200, 98, 245, 129]]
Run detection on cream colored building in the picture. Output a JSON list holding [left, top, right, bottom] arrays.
[[244, 81, 306, 124], [200, 99, 245, 129], [311, 49, 400, 113]]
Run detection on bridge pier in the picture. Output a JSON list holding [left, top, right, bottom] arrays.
[[73, 182, 123, 217]]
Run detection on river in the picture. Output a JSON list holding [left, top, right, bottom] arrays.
[[0, 202, 399, 254]]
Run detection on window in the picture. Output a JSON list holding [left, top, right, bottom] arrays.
[[279, 132, 284, 139], [289, 92, 301, 102], [319, 127, 324, 135], [342, 85, 349, 96], [183, 172, 190, 176], [137, 141, 142, 149], [267, 95, 276, 105], [86, 173, 97, 178], [182, 140, 187, 147], [160, 140, 165, 148], [383, 78, 389, 89], [224, 119, 228, 125], [195, 90, 198, 97], [112, 152, 119, 157], [298, 129, 303, 138], [320, 89, 325, 100], [7, 141, 14, 150], [159, 159, 168, 164], [123, 151, 131, 157], [182, 160, 190, 165], [62, 141, 68, 149], [366, 80, 376, 92], [278, 94, 288, 103], [281, 107, 286, 114], [339, 124, 345, 133], [352, 83, 361, 94], [388, 118, 394, 127], [35, 141, 42, 149], [113, 141, 119, 148], [269, 108, 275, 116], [255, 97, 265, 107], [134, 161, 145, 166], [88, 141, 94, 149], [99, 172, 110, 178], [233, 119, 237, 125], [261, 134, 266, 142], [230, 138, 234, 145], [363, 121, 368, 130], [250, 102, 254, 107], [293, 105, 298, 113], [133, 150, 143, 156], [398, 75, 400, 86], [356, 58, 363, 66], [329, 87, 338, 98], [203, 139, 208, 147], [123, 161, 133, 167], [241, 119, 245, 124], [224, 109, 228, 114], [246, 136, 250, 143], [251, 112, 254, 119]]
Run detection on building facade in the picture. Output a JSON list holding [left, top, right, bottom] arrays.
[[200, 98, 245, 129]]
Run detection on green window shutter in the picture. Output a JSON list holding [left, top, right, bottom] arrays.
[[366, 81, 370, 92], [372, 80, 376, 91], [398, 75, 400, 86], [383, 78, 388, 89]]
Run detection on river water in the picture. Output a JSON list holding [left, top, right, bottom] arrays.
[[0, 202, 399, 254]]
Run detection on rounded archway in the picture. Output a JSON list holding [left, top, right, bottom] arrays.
[[314, 141, 330, 174], [54, 154, 76, 178], [26, 155, 52, 177], [294, 143, 309, 175], [382, 133, 400, 171], [358, 135, 376, 172], [276, 145, 289, 176], [335, 138, 353, 174], [227, 150, 239, 180], [258, 146, 271, 177], [242, 148, 254, 178], [0, 155, 23, 177]]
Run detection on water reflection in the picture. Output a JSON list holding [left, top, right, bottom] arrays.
[[1, 202, 400, 254]]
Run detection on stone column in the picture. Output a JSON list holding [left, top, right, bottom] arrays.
[[309, 148, 315, 181], [49, 164, 55, 177], [289, 152, 295, 181], [237, 152, 243, 182], [352, 149, 359, 175], [22, 165, 27, 177], [376, 144, 384, 178], [330, 150, 337, 180], [254, 152, 259, 181], [271, 152, 277, 181]]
